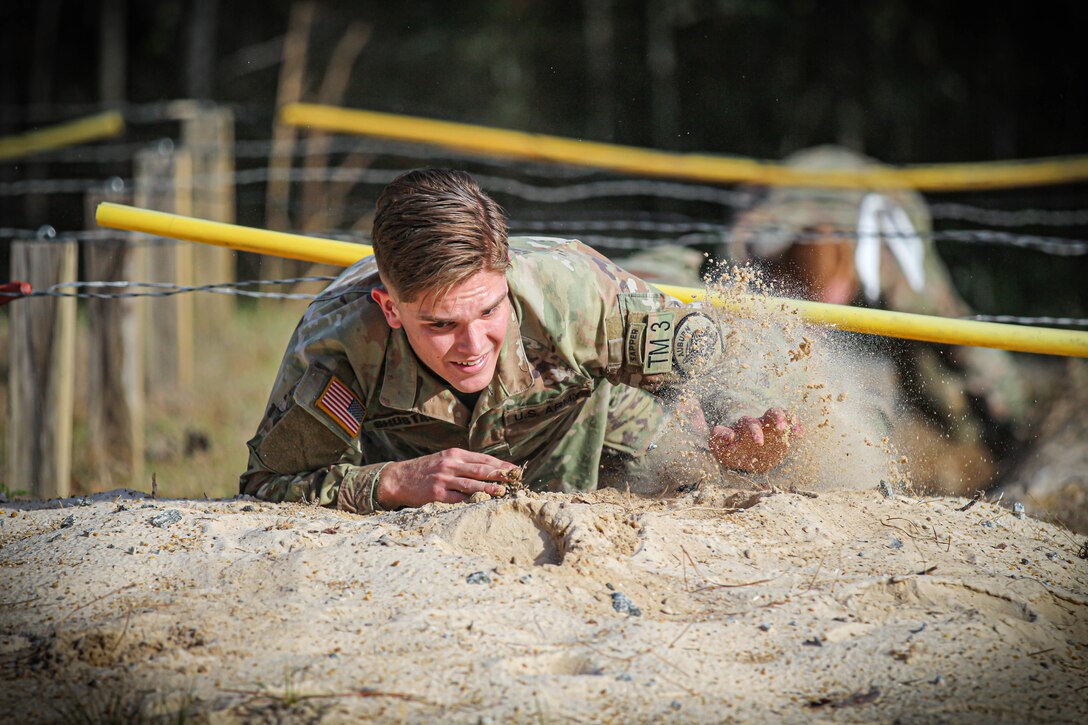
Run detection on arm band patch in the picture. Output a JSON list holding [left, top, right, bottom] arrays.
[[672, 311, 722, 376], [643, 310, 677, 375], [625, 322, 646, 371]]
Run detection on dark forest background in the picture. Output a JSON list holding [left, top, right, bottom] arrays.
[[2, 0, 1087, 318]]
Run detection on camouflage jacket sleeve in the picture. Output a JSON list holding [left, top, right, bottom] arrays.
[[238, 376, 389, 514], [513, 238, 704, 391], [238, 337, 387, 515]]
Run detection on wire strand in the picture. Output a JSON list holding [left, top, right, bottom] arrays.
[[5, 277, 1086, 328], [0, 276, 337, 301], [3, 220, 1086, 256]]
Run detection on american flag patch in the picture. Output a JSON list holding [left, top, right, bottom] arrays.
[[316, 376, 365, 437]]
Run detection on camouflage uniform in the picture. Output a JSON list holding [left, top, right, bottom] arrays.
[[726, 145, 1027, 450], [612, 245, 706, 288], [240, 237, 711, 514]]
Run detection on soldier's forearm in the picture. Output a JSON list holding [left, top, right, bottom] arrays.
[[336, 462, 392, 514], [239, 462, 389, 514]]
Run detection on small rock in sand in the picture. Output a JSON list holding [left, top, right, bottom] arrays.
[[611, 592, 642, 617], [149, 510, 183, 528], [466, 571, 492, 585]]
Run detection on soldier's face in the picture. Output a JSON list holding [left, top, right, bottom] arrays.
[[372, 270, 511, 393]]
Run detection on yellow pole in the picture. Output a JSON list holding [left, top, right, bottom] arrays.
[[0, 111, 125, 162], [654, 284, 1088, 358], [96, 202, 1088, 358], [280, 103, 1088, 192], [97, 201, 370, 267]]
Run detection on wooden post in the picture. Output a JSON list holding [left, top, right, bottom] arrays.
[[83, 182, 145, 486], [135, 142, 195, 403], [179, 104, 236, 328], [8, 237, 77, 499]]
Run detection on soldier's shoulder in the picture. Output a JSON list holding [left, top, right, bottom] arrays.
[[294, 257, 387, 350], [313, 254, 381, 302], [510, 235, 609, 257], [509, 236, 612, 279], [509, 237, 604, 299]]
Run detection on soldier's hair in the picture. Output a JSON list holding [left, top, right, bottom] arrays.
[[372, 169, 510, 303]]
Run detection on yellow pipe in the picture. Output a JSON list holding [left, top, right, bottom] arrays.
[[281, 103, 1088, 192], [0, 111, 125, 162], [96, 202, 1088, 358], [97, 201, 371, 267], [655, 284, 1088, 358]]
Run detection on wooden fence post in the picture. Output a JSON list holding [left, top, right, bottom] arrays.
[[135, 141, 195, 403], [180, 104, 236, 329], [83, 181, 145, 486], [8, 237, 78, 499]]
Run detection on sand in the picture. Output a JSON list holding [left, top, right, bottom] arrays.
[[2, 271, 1085, 722], [1, 484, 1085, 723]]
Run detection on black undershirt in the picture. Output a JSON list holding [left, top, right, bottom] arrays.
[[415, 353, 482, 414], [451, 388, 481, 414]]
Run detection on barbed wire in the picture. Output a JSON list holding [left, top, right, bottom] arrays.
[[3, 219, 1087, 256], [927, 203, 1088, 227], [0, 167, 762, 206], [0, 101, 267, 126], [4, 276, 1086, 328], [6, 99, 1088, 228], [0, 276, 337, 301], [12, 151, 1088, 232], [6, 164, 1088, 227], [564, 231, 1088, 255], [0, 226, 370, 247], [0, 102, 174, 124], [0, 227, 190, 250], [933, 229, 1088, 255], [0, 227, 116, 242], [18, 135, 604, 179], [964, 314, 1088, 328], [0, 178, 111, 196], [510, 220, 1088, 254]]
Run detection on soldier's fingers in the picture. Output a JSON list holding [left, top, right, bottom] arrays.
[[445, 449, 517, 469], [446, 477, 506, 497], [739, 417, 764, 445], [710, 424, 736, 445], [435, 487, 469, 504], [456, 463, 519, 482], [763, 408, 788, 431]]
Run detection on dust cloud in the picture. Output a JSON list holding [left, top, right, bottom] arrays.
[[648, 261, 912, 494]]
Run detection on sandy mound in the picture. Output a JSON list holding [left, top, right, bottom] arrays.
[[1, 485, 1085, 723]]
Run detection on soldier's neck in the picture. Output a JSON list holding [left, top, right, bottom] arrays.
[[450, 387, 481, 415]]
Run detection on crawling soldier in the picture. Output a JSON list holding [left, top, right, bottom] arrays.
[[239, 169, 801, 513]]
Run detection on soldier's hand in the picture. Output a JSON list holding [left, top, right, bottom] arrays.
[[376, 448, 518, 508], [709, 408, 803, 474]]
